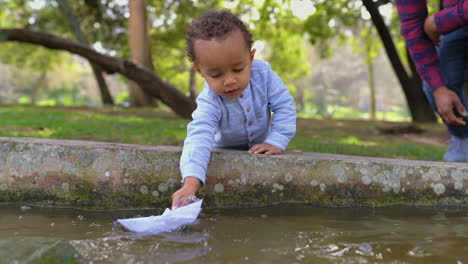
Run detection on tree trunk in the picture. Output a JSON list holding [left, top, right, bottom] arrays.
[[406, 48, 438, 122], [368, 60, 376, 120], [363, 0, 437, 122], [56, 0, 114, 105], [317, 67, 329, 117], [295, 85, 305, 113], [0, 28, 196, 118], [365, 30, 376, 120], [189, 66, 197, 101], [32, 71, 47, 105], [129, 0, 155, 106]]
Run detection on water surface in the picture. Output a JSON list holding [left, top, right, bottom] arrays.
[[1, 203, 468, 263]]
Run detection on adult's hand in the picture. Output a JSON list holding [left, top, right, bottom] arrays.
[[424, 14, 441, 45], [433, 86, 468, 125]]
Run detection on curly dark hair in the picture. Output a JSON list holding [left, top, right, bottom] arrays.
[[186, 9, 254, 62]]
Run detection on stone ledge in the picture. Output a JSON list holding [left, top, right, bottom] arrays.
[[0, 137, 466, 208]]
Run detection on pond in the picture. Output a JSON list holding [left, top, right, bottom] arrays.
[[1, 203, 467, 263]]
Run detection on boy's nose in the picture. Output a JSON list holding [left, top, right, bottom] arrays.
[[223, 75, 236, 86]]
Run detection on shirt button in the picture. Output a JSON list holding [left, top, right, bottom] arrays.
[[246, 107, 251, 112], [250, 132, 255, 137], [248, 121, 253, 126], [240, 93, 244, 98]]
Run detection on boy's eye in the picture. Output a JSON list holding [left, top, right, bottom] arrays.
[[210, 73, 221, 78], [233, 67, 244, 72]]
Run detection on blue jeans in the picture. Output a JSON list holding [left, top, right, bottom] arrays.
[[422, 28, 468, 138]]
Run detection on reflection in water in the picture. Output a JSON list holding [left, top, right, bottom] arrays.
[[1, 204, 468, 263], [71, 231, 212, 263]]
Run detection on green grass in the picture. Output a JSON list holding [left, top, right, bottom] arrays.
[[0, 106, 188, 145], [0, 105, 449, 161]]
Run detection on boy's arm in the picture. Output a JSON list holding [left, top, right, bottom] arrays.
[[173, 92, 220, 209], [180, 93, 221, 185], [263, 63, 296, 151]]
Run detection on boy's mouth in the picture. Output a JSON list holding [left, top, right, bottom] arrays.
[[225, 89, 239, 96]]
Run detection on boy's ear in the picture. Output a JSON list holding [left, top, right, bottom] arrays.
[[193, 63, 204, 77], [249, 48, 256, 62]]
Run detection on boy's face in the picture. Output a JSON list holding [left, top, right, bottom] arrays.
[[193, 29, 256, 99]]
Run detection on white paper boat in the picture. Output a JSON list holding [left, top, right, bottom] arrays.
[[117, 199, 203, 235]]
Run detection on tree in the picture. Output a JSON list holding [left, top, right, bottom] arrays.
[[129, 0, 156, 106], [362, 0, 437, 122], [1, 1, 310, 111], [351, 24, 380, 120], [0, 0, 119, 105], [364, 27, 377, 120], [56, 0, 114, 105], [0, 28, 196, 118], [302, 0, 437, 122]]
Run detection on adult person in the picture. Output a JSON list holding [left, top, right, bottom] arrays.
[[395, 0, 468, 162]]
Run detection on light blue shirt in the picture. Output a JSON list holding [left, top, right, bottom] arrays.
[[180, 59, 296, 184]]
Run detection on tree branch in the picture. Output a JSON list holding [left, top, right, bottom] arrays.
[[0, 28, 196, 118]]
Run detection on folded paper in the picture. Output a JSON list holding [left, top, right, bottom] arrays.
[[117, 199, 203, 235]]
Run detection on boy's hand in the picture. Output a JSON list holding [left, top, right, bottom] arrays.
[[424, 14, 440, 45], [171, 177, 201, 209], [248, 143, 282, 155]]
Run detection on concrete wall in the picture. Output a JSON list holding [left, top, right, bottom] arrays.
[[0, 137, 467, 209]]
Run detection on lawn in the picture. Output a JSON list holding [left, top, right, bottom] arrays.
[[0, 105, 449, 161]]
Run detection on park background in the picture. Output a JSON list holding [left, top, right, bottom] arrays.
[[0, 0, 452, 161]]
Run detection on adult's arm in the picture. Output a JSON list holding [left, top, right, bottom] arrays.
[[434, 0, 468, 34], [395, 0, 446, 92]]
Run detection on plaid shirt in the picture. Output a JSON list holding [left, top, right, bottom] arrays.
[[395, 0, 467, 92], [180, 59, 296, 184]]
